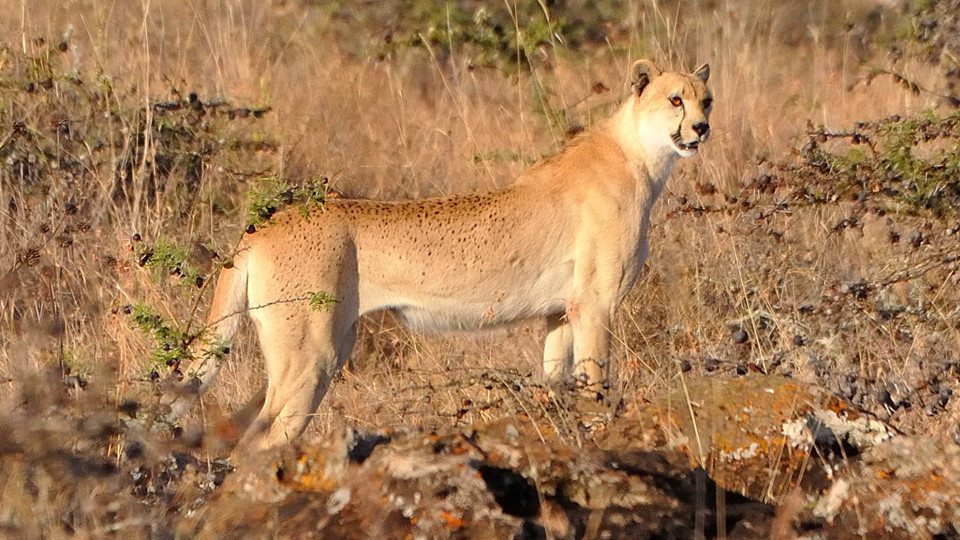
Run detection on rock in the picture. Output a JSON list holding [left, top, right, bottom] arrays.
[[732, 329, 750, 344], [192, 375, 960, 539]]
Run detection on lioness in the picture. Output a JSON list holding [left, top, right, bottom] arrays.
[[166, 59, 712, 452]]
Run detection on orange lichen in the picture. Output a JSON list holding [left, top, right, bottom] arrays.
[[825, 398, 855, 417], [279, 454, 339, 492], [289, 470, 337, 492], [439, 511, 466, 529], [903, 474, 945, 493]]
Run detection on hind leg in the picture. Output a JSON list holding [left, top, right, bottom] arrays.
[[235, 238, 363, 454], [162, 340, 230, 422], [234, 307, 343, 454], [242, 365, 334, 453], [162, 264, 247, 422], [236, 289, 362, 455]]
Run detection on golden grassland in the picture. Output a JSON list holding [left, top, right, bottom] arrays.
[[3, 0, 960, 535]]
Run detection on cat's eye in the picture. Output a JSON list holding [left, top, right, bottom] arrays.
[[669, 96, 682, 107]]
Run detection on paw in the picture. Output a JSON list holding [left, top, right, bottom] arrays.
[[159, 377, 202, 422]]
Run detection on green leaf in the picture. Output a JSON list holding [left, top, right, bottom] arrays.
[[307, 291, 338, 312]]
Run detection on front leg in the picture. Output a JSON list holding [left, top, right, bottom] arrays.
[[568, 218, 637, 392], [543, 312, 573, 381], [569, 300, 613, 390]]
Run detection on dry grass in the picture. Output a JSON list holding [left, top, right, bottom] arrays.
[[3, 0, 960, 535]]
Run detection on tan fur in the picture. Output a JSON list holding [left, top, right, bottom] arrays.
[[164, 59, 713, 453]]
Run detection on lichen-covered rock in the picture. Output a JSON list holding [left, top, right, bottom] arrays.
[[190, 374, 960, 538], [204, 415, 774, 539], [605, 374, 960, 538], [809, 436, 960, 538], [610, 375, 896, 503]]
